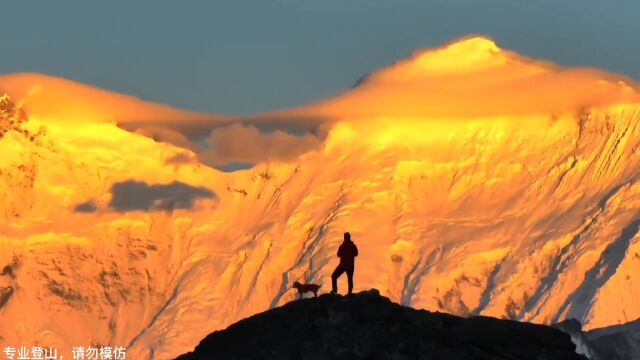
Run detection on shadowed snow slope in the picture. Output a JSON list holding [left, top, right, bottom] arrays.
[[176, 289, 585, 360], [1, 36, 640, 359], [587, 318, 640, 360]]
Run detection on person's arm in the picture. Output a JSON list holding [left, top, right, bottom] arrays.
[[353, 243, 358, 257], [337, 244, 344, 258]]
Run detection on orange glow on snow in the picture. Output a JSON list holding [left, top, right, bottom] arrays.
[[1, 36, 640, 359], [267, 37, 638, 121]]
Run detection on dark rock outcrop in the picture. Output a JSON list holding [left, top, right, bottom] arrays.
[[176, 289, 585, 360], [553, 319, 598, 359]]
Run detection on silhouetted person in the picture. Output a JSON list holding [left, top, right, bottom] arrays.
[[331, 232, 358, 295]]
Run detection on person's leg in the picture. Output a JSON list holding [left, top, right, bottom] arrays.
[[346, 266, 354, 295], [331, 265, 344, 293]]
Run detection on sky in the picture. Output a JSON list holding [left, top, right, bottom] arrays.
[[0, 1, 638, 116]]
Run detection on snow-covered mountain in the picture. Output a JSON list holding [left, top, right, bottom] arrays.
[[1, 37, 639, 359]]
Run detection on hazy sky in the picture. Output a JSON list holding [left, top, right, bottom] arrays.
[[1, 1, 638, 115]]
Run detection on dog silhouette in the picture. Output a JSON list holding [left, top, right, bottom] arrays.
[[292, 281, 321, 299]]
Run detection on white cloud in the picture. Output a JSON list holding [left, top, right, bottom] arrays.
[[198, 123, 322, 166]]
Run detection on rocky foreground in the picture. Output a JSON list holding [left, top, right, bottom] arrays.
[[176, 289, 585, 360]]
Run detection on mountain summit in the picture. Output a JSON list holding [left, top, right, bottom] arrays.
[[176, 289, 585, 360], [268, 36, 637, 121], [370, 36, 511, 77]]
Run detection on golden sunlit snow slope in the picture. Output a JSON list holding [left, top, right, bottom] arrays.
[[1, 37, 640, 359], [262, 37, 637, 120]]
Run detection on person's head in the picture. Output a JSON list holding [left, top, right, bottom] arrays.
[[343, 232, 351, 241]]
